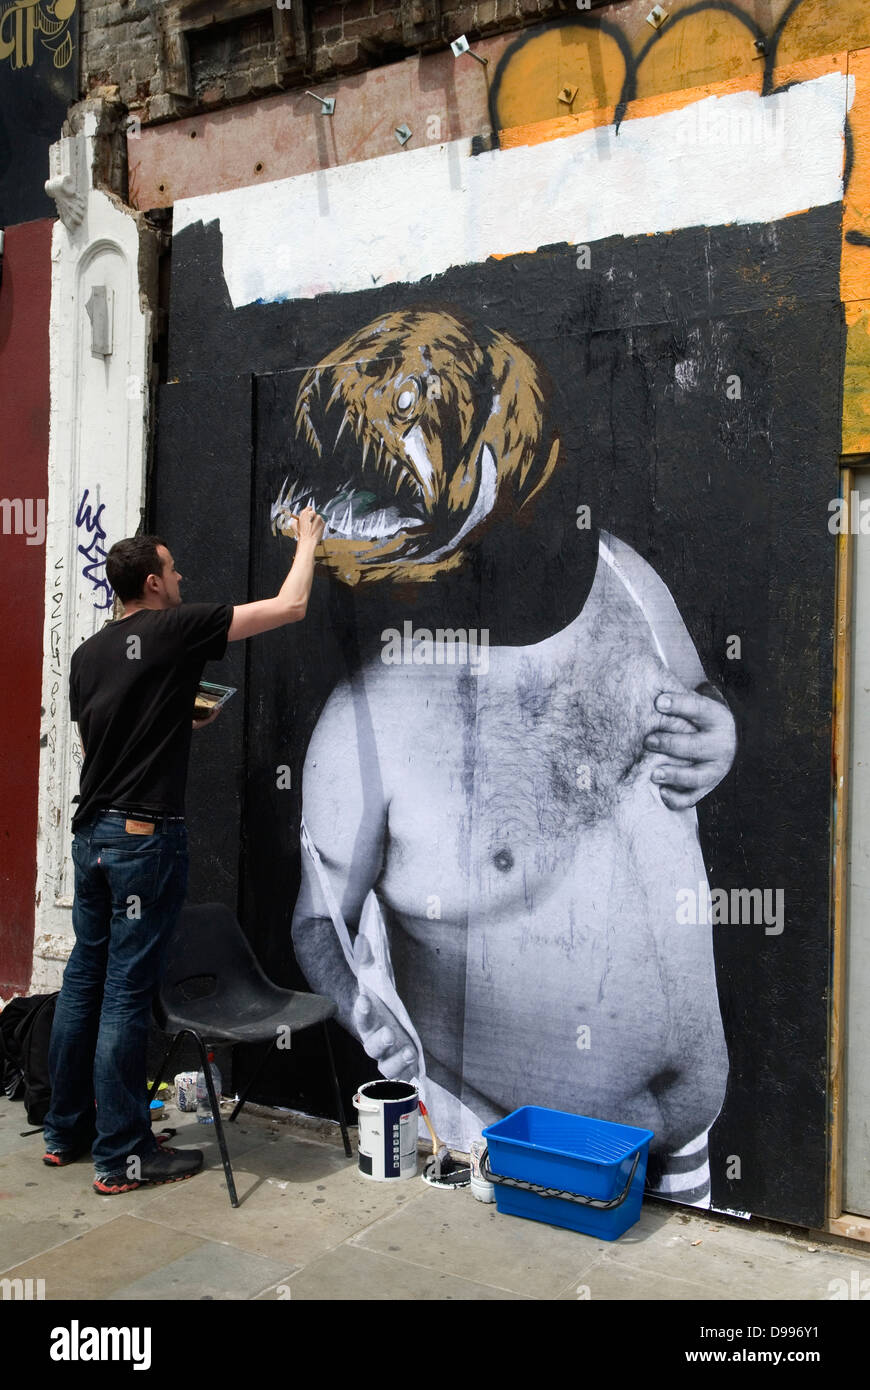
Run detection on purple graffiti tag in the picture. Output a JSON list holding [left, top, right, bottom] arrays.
[[75, 489, 114, 610]]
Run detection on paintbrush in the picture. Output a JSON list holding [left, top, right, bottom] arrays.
[[419, 1099, 471, 1188]]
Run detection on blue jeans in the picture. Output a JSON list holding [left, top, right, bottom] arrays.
[[43, 811, 189, 1174]]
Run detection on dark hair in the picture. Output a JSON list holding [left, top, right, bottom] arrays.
[[106, 535, 168, 602]]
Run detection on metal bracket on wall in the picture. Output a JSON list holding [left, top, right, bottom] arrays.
[[304, 91, 335, 116], [85, 286, 114, 358]]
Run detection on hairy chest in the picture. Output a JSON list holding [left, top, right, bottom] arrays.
[[378, 590, 673, 899]]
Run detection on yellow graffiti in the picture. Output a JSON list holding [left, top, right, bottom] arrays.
[[492, 0, 870, 130], [0, 0, 76, 71], [632, 9, 763, 103], [493, 25, 627, 130]]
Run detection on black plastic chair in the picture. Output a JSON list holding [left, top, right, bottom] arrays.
[[148, 902, 352, 1207]]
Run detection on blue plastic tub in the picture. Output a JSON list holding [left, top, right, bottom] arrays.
[[481, 1106, 654, 1240]]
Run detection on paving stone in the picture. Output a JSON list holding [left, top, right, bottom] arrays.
[[264, 1244, 533, 1300], [0, 1108, 45, 1158], [597, 1206, 868, 1301], [113, 1240, 296, 1300], [152, 1109, 281, 1162], [0, 1220, 97, 1274], [0, 1215, 204, 1300], [0, 1145, 129, 1271], [554, 1262, 726, 1300], [132, 1132, 420, 1264], [354, 1185, 606, 1297]]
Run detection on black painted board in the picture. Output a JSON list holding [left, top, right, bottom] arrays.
[[162, 209, 842, 1227], [150, 375, 253, 914], [167, 207, 841, 381]]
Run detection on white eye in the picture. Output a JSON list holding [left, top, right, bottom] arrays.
[[393, 378, 421, 418]]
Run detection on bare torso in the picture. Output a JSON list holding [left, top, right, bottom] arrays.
[[299, 542, 727, 1150]]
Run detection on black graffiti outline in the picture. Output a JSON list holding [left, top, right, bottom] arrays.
[[75, 488, 114, 610], [487, 12, 636, 143]]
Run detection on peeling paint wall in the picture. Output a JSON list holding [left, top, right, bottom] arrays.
[[32, 104, 159, 991]]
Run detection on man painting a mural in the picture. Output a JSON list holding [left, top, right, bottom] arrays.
[[281, 308, 736, 1207], [42, 512, 324, 1194]]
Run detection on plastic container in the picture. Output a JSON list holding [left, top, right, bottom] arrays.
[[195, 1051, 222, 1125], [469, 1139, 495, 1203], [481, 1105, 653, 1240], [174, 1071, 198, 1113]]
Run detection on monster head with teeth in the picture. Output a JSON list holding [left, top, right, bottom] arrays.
[[271, 308, 562, 585]]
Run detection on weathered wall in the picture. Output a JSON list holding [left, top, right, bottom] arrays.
[[82, 0, 870, 131], [82, 0, 541, 122], [31, 102, 159, 990], [111, 0, 867, 219], [0, 219, 53, 998]]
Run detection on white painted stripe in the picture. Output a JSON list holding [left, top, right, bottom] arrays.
[[650, 1159, 711, 1194], [174, 73, 853, 307], [671, 1130, 710, 1158], [599, 533, 669, 667]]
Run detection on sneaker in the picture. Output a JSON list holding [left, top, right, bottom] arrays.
[[93, 1145, 203, 1195], [43, 1145, 89, 1168], [42, 1132, 98, 1167], [46, 1129, 171, 1170]]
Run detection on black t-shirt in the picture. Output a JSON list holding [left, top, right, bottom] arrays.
[[70, 603, 232, 830]]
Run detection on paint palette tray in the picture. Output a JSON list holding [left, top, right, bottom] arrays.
[[193, 680, 237, 720]]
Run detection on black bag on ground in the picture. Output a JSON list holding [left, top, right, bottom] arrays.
[[0, 993, 58, 1124]]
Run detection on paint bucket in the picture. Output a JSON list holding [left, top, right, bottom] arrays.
[[353, 1079, 419, 1181]]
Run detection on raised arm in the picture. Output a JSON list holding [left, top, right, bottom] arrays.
[[227, 506, 324, 641]]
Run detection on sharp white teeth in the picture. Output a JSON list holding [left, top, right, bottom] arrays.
[[303, 416, 322, 455], [334, 410, 353, 448]]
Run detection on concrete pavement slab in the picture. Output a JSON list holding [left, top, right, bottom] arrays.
[[0, 1214, 206, 1300], [591, 1208, 870, 1300], [354, 1183, 607, 1297], [112, 1235, 296, 1300], [0, 1141, 132, 1271], [132, 1133, 416, 1264], [554, 1262, 730, 1300], [261, 1244, 534, 1300], [0, 1106, 43, 1157]]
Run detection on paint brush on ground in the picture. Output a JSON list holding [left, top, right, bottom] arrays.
[[419, 1099, 471, 1188]]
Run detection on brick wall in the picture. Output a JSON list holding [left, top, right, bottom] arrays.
[[81, 0, 597, 123]]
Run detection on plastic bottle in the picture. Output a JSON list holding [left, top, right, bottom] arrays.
[[195, 1050, 222, 1125]]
